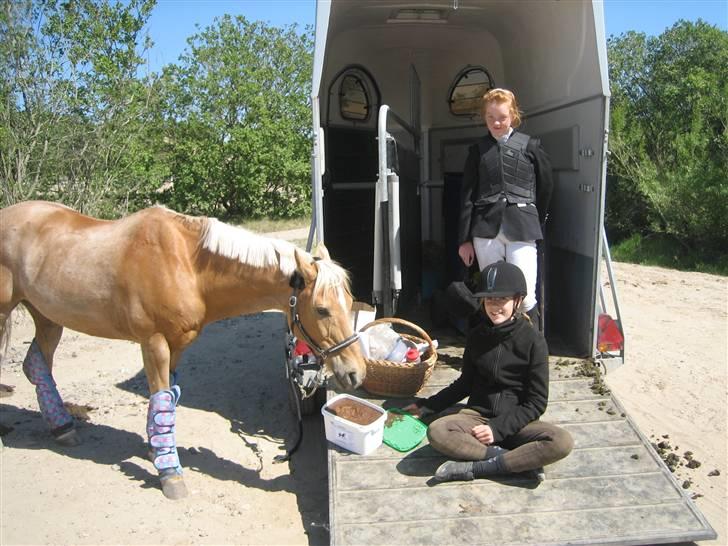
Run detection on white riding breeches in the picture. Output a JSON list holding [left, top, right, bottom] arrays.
[[473, 233, 538, 312]]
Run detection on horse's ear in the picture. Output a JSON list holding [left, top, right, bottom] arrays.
[[294, 248, 318, 285], [312, 243, 331, 261]]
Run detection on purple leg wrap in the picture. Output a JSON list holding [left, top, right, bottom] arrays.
[[23, 339, 74, 432], [146, 386, 182, 475]]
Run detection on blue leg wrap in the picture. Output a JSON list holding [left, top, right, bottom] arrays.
[[146, 386, 182, 475], [23, 339, 74, 433]]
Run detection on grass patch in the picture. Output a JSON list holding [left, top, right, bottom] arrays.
[[611, 233, 728, 276]]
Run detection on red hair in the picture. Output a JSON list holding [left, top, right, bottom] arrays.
[[481, 88, 523, 127]]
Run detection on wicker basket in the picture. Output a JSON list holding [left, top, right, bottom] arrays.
[[360, 318, 437, 398]]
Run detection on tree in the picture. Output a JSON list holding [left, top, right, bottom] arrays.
[[606, 21, 728, 253], [158, 15, 314, 219], [0, 0, 163, 216]]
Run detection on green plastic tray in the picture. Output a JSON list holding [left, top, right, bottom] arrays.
[[383, 409, 428, 452]]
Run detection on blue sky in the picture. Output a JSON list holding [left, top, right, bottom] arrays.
[[144, 0, 728, 73]]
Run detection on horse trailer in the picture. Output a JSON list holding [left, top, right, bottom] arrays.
[[307, 0, 625, 366], [309, 1, 716, 545]]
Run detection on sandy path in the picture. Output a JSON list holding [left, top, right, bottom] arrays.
[[1, 262, 726, 545], [604, 262, 727, 545]]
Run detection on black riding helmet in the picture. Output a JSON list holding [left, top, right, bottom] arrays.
[[473, 261, 527, 298]]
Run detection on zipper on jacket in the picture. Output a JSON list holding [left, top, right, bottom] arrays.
[[493, 345, 503, 414]]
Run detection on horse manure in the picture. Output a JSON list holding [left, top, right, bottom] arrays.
[[664, 453, 681, 471], [682, 479, 692, 489], [652, 435, 709, 477], [571, 359, 611, 395], [708, 469, 720, 477], [683, 450, 702, 468], [653, 440, 681, 472], [325, 398, 382, 426]]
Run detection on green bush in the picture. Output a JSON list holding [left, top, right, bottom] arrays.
[[606, 21, 728, 259], [612, 234, 728, 275]]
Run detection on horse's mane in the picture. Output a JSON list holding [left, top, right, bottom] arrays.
[[198, 217, 350, 298], [200, 217, 298, 276]]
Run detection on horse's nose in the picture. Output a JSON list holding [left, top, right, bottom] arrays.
[[348, 371, 362, 390], [333, 368, 363, 391]]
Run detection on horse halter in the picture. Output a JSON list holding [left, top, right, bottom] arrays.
[[288, 271, 359, 361]]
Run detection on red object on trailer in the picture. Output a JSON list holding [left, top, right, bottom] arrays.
[[597, 313, 624, 353], [294, 339, 313, 356]]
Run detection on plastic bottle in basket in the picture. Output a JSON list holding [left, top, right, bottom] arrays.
[[405, 348, 420, 364], [387, 337, 417, 362], [366, 323, 401, 360]]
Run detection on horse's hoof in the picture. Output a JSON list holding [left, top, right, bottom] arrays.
[[54, 428, 82, 447], [161, 474, 188, 500]]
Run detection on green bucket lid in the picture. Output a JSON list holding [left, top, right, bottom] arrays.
[[383, 409, 428, 452]]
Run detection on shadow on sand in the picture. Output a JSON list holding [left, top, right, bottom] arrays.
[[1, 312, 330, 545]]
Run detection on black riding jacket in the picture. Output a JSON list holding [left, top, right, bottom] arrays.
[[420, 315, 549, 442], [458, 131, 553, 244]]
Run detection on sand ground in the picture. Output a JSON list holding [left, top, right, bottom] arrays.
[[1, 261, 726, 545]]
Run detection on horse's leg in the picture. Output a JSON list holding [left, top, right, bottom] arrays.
[[0, 270, 16, 449], [0, 266, 17, 370], [21, 303, 80, 446], [0, 305, 16, 389], [141, 333, 188, 500]]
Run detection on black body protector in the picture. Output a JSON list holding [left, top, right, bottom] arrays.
[[476, 132, 535, 205]]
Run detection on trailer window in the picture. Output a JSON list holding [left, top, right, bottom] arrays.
[[448, 67, 494, 117], [339, 73, 371, 121]]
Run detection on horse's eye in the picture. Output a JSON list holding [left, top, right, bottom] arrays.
[[316, 306, 331, 317]]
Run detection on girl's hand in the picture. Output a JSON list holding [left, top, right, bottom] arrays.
[[458, 242, 475, 266], [471, 424, 494, 445], [401, 403, 422, 417]]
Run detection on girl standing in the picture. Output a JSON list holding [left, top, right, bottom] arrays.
[[458, 88, 553, 323]]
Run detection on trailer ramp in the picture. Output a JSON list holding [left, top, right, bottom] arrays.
[[327, 353, 716, 545]]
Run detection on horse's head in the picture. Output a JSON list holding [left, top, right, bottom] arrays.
[[290, 245, 366, 390]]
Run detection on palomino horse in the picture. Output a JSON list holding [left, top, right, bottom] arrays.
[[0, 200, 366, 499]]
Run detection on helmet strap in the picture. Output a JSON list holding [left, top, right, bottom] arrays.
[[511, 295, 525, 320]]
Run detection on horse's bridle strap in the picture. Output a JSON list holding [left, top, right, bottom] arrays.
[[288, 293, 359, 361]]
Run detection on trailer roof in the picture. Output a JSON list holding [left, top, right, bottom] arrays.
[[312, 0, 610, 108]]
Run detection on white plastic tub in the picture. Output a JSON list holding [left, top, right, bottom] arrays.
[[322, 394, 386, 455]]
